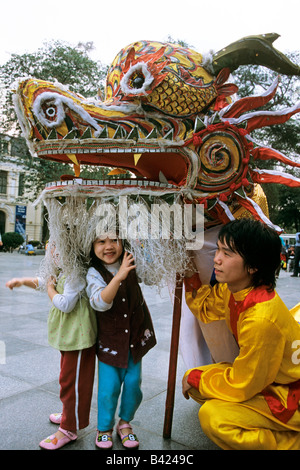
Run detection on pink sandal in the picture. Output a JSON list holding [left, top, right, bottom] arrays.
[[39, 427, 77, 450], [49, 412, 62, 424], [95, 430, 113, 449], [116, 422, 139, 449]]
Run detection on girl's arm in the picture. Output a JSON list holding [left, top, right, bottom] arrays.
[[6, 277, 39, 290], [100, 252, 136, 305], [86, 268, 111, 311], [47, 279, 58, 302], [86, 252, 136, 311], [48, 277, 86, 313]]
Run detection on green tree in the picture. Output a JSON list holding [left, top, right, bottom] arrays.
[[0, 40, 108, 133], [232, 54, 300, 232], [274, 183, 300, 232], [2, 232, 24, 252], [0, 40, 117, 198]]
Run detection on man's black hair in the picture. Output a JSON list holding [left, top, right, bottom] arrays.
[[218, 218, 281, 291]]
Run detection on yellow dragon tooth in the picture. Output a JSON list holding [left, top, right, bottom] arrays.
[[107, 168, 127, 175], [134, 153, 142, 165], [56, 121, 69, 136], [67, 153, 79, 165], [67, 154, 80, 177]]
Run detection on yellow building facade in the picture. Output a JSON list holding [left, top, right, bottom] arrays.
[[0, 133, 44, 243]]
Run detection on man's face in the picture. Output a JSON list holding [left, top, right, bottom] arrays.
[[213, 239, 254, 293]]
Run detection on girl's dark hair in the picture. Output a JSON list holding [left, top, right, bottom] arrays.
[[218, 218, 281, 291]]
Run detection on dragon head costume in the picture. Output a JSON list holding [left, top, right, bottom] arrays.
[[13, 33, 300, 285]]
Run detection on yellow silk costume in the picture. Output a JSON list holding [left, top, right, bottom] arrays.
[[184, 280, 300, 450]]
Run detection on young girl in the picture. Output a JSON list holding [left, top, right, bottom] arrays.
[[182, 218, 300, 450], [86, 236, 156, 449], [6, 268, 97, 450]]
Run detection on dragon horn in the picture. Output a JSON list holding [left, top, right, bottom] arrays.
[[211, 33, 300, 76]]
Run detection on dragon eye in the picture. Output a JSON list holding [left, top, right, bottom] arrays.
[[131, 73, 145, 89], [41, 101, 58, 121], [120, 63, 154, 95], [33, 95, 65, 128]]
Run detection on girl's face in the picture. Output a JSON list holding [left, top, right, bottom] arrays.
[[214, 239, 255, 293], [93, 237, 123, 265]]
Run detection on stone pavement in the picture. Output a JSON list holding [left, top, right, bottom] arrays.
[[0, 252, 299, 452]]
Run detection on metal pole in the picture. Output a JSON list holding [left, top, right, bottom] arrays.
[[163, 273, 183, 438]]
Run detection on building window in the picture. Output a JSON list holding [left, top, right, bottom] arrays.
[[0, 171, 7, 194], [0, 210, 5, 236], [0, 140, 9, 155], [18, 173, 25, 196]]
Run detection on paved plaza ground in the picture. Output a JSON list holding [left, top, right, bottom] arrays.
[[0, 252, 299, 452]]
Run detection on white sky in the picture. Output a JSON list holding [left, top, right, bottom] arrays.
[[0, 0, 299, 66]]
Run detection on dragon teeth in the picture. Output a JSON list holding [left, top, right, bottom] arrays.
[[45, 179, 177, 189], [159, 171, 169, 183], [46, 125, 174, 141]]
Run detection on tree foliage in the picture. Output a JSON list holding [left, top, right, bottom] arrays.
[[0, 40, 115, 197], [232, 53, 300, 232], [0, 40, 108, 133], [2, 232, 24, 251]]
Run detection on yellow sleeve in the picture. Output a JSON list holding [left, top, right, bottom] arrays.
[[290, 302, 300, 323], [185, 283, 228, 323], [193, 314, 285, 402]]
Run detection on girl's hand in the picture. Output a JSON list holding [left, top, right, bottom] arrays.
[[5, 277, 39, 290], [99, 252, 136, 305], [47, 276, 56, 287], [5, 278, 23, 289], [116, 252, 136, 281]]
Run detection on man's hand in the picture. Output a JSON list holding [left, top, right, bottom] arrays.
[[184, 255, 198, 278], [182, 375, 192, 400]]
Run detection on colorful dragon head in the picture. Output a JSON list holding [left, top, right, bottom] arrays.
[[13, 33, 300, 236]]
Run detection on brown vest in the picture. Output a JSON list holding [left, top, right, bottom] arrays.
[[95, 268, 156, 368]]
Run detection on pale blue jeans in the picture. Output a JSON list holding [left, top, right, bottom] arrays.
[[97, 352, 143, 431]]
